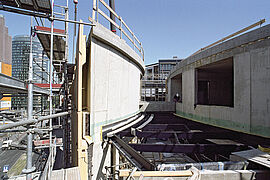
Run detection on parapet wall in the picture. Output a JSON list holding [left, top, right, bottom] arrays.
[[89, 23, 144, 141], [71, 22, 145, 180]]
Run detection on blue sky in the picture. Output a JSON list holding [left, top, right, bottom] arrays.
[[1, 0, 270, 65]]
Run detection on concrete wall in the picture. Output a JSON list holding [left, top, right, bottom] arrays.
[[88, 23, 144, 139], [169, 75, 182, 102], [167, 24, 270, 138], [72, 22, 144, 180], [89, 23, 144, 179]]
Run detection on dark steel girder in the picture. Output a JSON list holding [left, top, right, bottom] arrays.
[[142, 124, 189, 131], [129, 143, 247, 154], [111, 136, 155, 171], [118, 130, 234, 140]]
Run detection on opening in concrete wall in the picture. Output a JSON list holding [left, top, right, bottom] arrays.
[[195, 57, 234, 107], [171, 73, 182, 102]]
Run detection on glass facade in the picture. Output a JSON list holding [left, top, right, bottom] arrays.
[[12, 35, 49, 111]]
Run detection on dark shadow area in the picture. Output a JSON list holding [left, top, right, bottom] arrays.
[[196, 57, 234, 107]]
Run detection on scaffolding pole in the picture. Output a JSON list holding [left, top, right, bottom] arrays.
[[0, 112, 69, 130], [24, 16, 35, 180], [63, 0, 70, 167], [49, 0, 54, 178]]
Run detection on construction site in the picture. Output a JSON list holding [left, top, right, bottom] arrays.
[[0, 0, 270, 180]]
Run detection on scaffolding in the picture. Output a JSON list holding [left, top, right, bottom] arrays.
[[0, 0, 145, 179], [0, 0, 94, 179]]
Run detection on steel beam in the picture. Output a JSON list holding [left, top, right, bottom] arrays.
[[111, 136, 155, 171], [141, 124, 189, 131], [118, 130, 234, 140], [129, 143, 247, 154]]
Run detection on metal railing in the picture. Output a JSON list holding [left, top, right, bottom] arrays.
[[40, 138, 57, 180], [92, 0, 144, 60]]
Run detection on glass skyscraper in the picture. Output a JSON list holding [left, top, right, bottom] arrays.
[[12, 35, 49, 111]]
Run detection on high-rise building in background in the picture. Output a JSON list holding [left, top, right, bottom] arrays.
[[0, 15, 12, 110], [141, 56, 182, 101], [12, 35, 49, 111]]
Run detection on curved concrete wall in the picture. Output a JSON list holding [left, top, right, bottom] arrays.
[[167, 24, 270, 138], [71, 22, 144, 179], [89, 23, 144, 141]]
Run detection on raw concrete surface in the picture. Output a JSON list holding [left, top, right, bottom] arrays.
[[168, 25, 270, 138], [75, 22, 145, 180]]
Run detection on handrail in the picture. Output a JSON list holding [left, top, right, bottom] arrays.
[[39, 138, 57, 180], [92, 0, 144, 61], [188, 19, 266, 58]]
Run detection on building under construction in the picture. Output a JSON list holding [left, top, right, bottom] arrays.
[[0, 0, 269, 180]]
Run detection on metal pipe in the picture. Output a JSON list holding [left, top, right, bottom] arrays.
[[0, 129, 27, 133], [92, 0, 96, 21], [26, 16, 34, 180], [38, 111, 69, 121], [49, 3, 54, 173], [63, 0, 69, 167], [0, 111, 69, 130], [52, 18, 95, 26], [109, 0, 116, 33], [0, 6, 49, 18], [72, 3, 77, 64]]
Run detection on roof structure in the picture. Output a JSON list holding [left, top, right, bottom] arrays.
[[0, 0, 51, 14]]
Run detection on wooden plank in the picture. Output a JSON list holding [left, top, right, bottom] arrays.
[[97, 9, 120, 29], [99, 0, 120, 19], [232, 149, 270, 168], [119, 170, 193, 177]]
